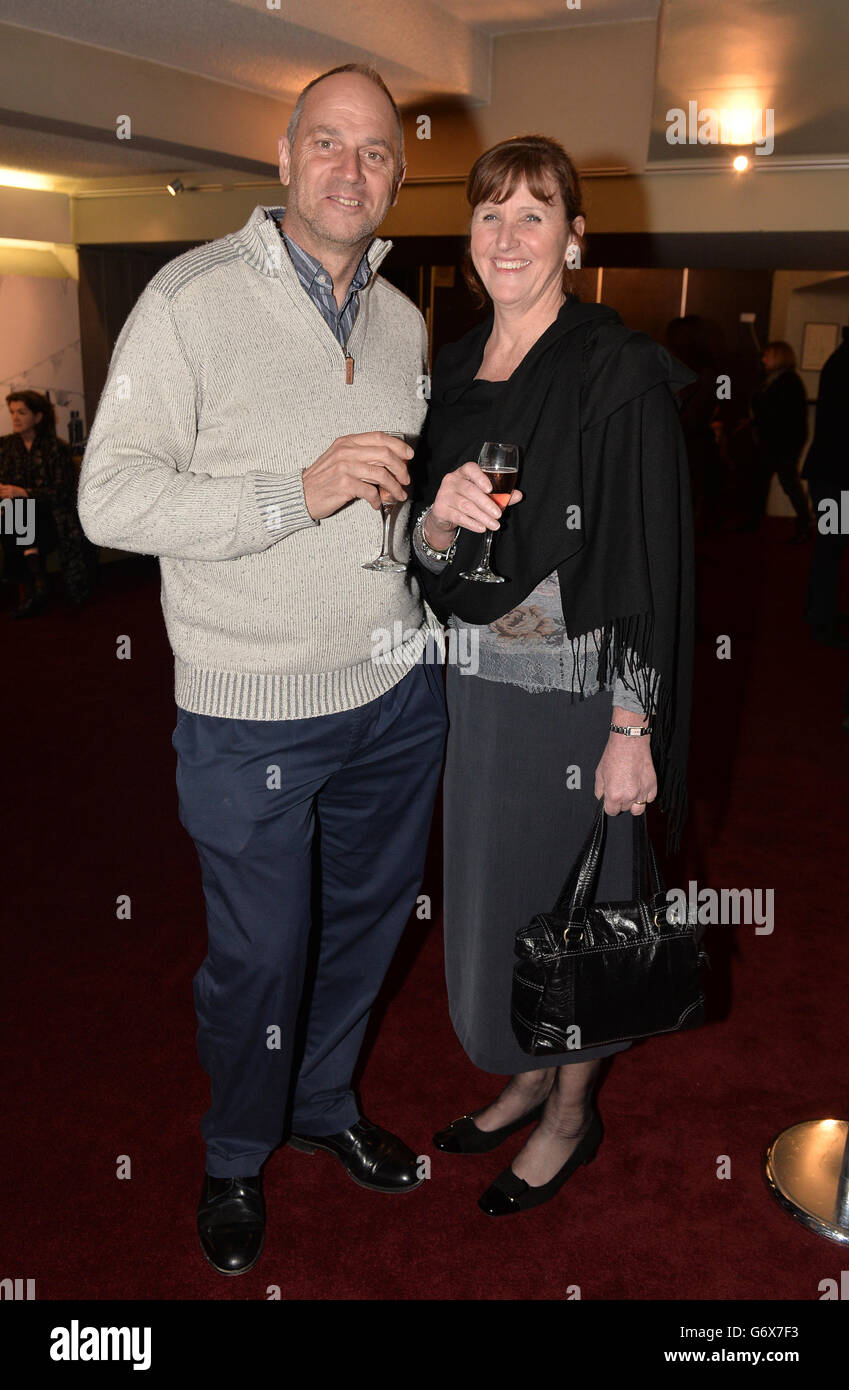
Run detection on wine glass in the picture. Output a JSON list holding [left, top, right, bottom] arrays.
[[459, 442, 519, 584], [362, 432, 409, 572]]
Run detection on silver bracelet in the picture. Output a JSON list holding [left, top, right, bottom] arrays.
[[610, 722, 652, 736], [414, 505, 458, 562]]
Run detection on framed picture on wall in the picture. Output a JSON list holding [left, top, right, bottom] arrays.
[[801, 321, 839, 372]]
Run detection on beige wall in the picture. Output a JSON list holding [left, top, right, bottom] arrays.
[[0, 186, 72, 243], [584, 167, 849, 235], [769, 270, 849, 343], [0, 274, 84, 441], [482, 21, 658, 171], [62, 165, 849, 245]]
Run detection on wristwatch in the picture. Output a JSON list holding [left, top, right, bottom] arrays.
[[609, 722, 652, 736], [414, 505, 458, 562]]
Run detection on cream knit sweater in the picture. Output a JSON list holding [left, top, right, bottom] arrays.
[[78, 205, 441, 720]]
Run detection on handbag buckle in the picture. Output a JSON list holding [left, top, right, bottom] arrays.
[[563, 925, 584, 944]]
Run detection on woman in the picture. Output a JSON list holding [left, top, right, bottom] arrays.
[[0, 390, 92, 615], [409, 135, 696, 1216], [746, 341, 811, 540]]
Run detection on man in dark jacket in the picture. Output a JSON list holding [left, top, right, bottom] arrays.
[[803, 326, 849, 645], [748, 341, 811, 540]]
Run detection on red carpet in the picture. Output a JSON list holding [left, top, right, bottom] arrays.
[[3, 519, 848, 1300]]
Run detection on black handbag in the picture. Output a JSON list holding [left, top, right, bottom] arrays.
[[511, 799, 708, 1054]]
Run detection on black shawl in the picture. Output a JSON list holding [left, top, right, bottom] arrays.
[[410, 296, 697, 852]]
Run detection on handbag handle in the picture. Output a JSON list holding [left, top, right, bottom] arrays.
[[553, 797, 665, 916]]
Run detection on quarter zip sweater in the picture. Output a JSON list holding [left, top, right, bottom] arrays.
[[78, 204, 439, 720]]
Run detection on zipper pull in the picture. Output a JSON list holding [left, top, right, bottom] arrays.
[[345, 354, 354, 385]]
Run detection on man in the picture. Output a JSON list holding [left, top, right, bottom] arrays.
[[78, 64, 446, 1276], [803, 323, 849, 647], [748, 341, 811, 540]]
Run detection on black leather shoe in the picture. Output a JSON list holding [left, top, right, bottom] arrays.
[[478, 1109, 604, 1216], [288, 1117, 422, 1193], [197, 1174, 265, 1275], [433, 1101, 546, 1154]]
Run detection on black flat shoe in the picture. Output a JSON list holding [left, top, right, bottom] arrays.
[[478, 1109, 603, 1216], [288, 1117, 422, 1193], [197, 1173, 265, 1275], [433, 1100, 546, 1154]]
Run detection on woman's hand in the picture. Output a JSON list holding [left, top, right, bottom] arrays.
[[594, 720, 657, 816], [0, 484, 28, 500], [423, 461, 523, 548]]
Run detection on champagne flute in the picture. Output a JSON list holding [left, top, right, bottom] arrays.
[[459, 442, 520, 584], [362, 432, 409, 572]]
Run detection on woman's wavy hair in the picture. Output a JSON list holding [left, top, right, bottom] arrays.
[[462, 135, 586, 308], [6, 388, 56, 437]]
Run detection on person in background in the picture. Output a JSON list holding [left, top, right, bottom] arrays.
[[746, 341, 812, 541], [803, 324, 849, 648], [0, 390, 92, 616]]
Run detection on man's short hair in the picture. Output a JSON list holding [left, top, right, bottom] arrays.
[[285, 64, 405, 170]]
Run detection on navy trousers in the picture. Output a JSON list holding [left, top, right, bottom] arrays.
[[173, 660, 447, 1178]]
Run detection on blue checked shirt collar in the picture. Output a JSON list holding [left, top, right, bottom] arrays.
[[277, 222, 374, 348]]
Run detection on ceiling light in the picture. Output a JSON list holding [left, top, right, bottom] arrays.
[[723, 109, 757, 146], [167, 178, 185, 196], [0, 168, 56, 192], [733, 154, 750, 173]]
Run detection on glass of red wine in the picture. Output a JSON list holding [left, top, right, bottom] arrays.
[[460, 442, 519, 584]]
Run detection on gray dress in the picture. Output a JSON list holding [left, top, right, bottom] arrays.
[[442, 662, 637, 1072]]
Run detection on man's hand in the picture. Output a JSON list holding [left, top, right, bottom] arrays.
[[423, 461, 523, 548], [302, 432, 413, 520], [0, 484, 28, 500]]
